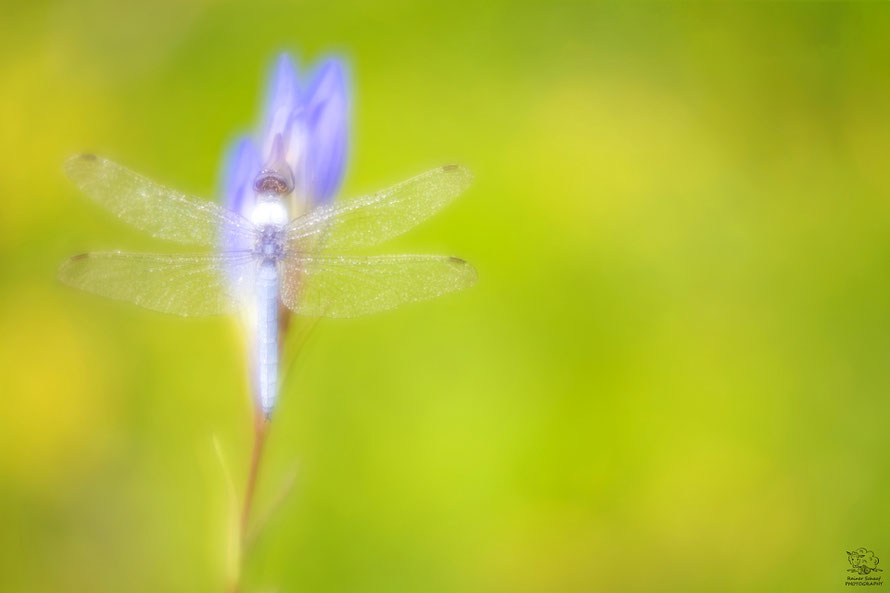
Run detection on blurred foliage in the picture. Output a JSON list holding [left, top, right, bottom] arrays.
[[2, 2, 890, 592]]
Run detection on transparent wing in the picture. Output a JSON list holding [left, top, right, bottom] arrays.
[[285, 165, 472, 252], [280, 254, 477, 318], [58, 251, 257, 317], [65, 154, 258, 247]]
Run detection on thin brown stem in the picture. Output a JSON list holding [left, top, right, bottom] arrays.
[[245, 462, 299, 549], [229, 410, 270, 593], [241, 411, 269, 538]]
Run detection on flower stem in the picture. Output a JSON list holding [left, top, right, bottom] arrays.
[[242, 411, 269, 538], [230, 410, 269, 593]]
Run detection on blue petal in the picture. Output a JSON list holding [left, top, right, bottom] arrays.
[[262, 53, 301, 162], [302, 58, 349, 202], [223, 136, 261, 218]]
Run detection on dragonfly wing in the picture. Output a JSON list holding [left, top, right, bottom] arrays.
[[65, 154, 258, 247], [280, 254, 477, 318], [285, 165, 472, 251], [58, 251, 257, 317]]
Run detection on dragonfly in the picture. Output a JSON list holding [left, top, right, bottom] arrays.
[[59, 153, 477, 416]]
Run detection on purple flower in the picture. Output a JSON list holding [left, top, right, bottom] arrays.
[[222, 53, 349, 223]]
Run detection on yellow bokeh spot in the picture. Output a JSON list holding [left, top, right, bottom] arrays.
[[0, 283, 116, 492]]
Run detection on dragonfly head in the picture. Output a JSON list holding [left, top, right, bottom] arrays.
[[253, 133, 295, 196], [253, 168, 293, 196]]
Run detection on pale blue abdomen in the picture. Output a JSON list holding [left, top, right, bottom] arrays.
[[256, 259, 279, 417]]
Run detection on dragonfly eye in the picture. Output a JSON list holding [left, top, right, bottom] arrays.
[[253, 169, 293, 196]]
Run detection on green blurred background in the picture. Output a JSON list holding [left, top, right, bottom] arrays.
[[2, 1, 890, 592]]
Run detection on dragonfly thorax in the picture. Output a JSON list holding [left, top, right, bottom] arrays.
[[254, 225, 286, 260]]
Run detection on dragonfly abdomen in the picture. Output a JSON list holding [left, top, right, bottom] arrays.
[[256, 259, 279, 417]]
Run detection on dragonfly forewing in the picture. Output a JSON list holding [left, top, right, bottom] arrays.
[[284, 165, 472, 252], [65, 154, 258, 248]]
